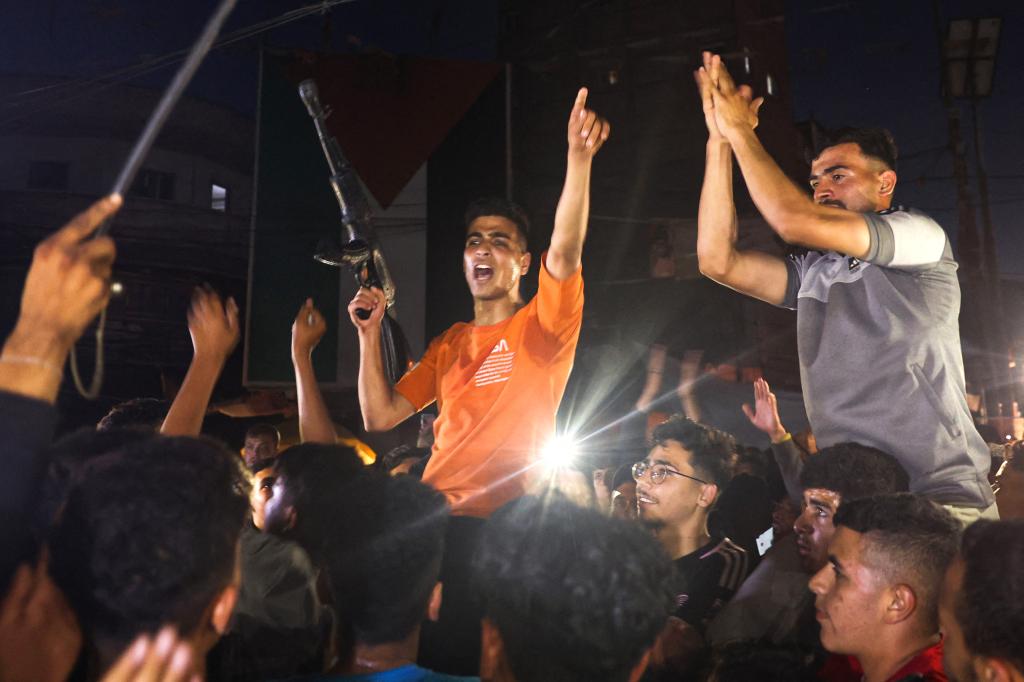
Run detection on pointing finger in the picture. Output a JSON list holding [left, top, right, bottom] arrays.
[[53, 194, 123, 247], [574, 87, 588, 112]]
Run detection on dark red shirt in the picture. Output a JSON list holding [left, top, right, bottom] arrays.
[[819, 640, 946, 682]]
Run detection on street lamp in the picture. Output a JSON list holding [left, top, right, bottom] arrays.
[[945, 17, 1001, 98]]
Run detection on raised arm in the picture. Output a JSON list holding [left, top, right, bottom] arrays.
[[0, 195, 120, 403], [160, 287, 239, 436], [707, 54, 870, 257], [291, 298, 337, 443], [694, 53, 788, 305], [742, 377, 803, 503], [546, 87, 610, 281], [347, 287, 415, 432]]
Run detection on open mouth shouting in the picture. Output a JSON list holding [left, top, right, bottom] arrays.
[[473, 263, 494, 282]]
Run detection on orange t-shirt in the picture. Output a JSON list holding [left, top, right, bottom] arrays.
[[394, 255, 584, 517]]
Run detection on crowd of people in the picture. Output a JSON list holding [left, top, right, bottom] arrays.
[[2, 52, 1023, 682]]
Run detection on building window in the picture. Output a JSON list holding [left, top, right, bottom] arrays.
[[27, 161, 69, 190], [131, 168, 176, 201], [211, 183, 228, 212]]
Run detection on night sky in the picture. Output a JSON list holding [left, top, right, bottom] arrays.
[[3, 0, 1021, 272], [784, 0, 1024, 276]]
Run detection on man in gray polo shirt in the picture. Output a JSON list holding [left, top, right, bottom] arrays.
[[692, 52, 994, 519]]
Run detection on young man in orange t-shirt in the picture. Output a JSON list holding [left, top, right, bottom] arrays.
[[347, 88, 609, 674], [347, 87, 609, 517]]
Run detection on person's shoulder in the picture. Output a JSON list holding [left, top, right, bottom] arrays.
[[537, 250, 583, 286], [702, 537, 750, 578], [878, 205, 946, 231]]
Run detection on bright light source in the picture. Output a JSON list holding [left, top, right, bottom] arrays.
[[540, 435, 579, 471]]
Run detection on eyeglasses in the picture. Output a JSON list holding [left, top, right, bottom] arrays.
[[632, 461, 708, 486]]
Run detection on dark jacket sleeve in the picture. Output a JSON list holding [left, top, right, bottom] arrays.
[[770, 438, 805, 505], [1, 390, 58, 591]]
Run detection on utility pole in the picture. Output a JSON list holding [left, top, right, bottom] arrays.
[[932, 1, 993, 401], [934, 6, 1009, 416]]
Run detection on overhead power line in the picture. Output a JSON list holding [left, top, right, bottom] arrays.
[[0, 0, 354, 126]]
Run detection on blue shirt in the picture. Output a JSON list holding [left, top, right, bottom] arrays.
[[296, 664, 478, 682]]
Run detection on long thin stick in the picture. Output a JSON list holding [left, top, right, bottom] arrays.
[[100, 0, 238, 233], [72, 0, 239, 400]]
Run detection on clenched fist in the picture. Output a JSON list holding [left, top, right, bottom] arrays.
[[292, 297, 327, 361], [347, 286, 387, 334]]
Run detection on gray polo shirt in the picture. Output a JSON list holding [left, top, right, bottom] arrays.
[[782, 206, 993, 508]]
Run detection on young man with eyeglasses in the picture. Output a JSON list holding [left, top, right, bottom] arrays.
[[634, 415, 749, 633]]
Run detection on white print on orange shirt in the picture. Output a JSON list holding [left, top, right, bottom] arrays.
[[475, 339, 514, 387]]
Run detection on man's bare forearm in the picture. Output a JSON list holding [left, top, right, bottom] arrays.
[[0, 325, 72, 404], [161, 353, 224, 436], [727, 128, 822, 242], [696, 136, 789, 305], [356, 330, 409, 431], [294, 354, 337, 443], [696, 140, 739, 279], [547, 154, 592, 280]]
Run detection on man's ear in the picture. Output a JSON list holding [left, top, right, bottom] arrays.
[[285, 505, 298, 531], [697, 483, 718, 509], [976, 657, 1016, 682], [520, 250, 532, 277], [879, 169, 897, 196], [428, 582, 443, 622], [882, 583, 916, 625], [211, 584, 239, 635]]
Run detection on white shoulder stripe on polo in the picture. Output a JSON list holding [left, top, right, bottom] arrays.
[[886, 211, 947, 267]]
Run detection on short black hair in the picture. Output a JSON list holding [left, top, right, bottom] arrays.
[[611, 462, 635, 491], [272, 443, 365, 562], [48, 437, 250, 650], [1007, 440, 1024, 472], [474, 493, 675, 682], [651, 415, 735, 488], [817, 127, 898, 172], [799, 442, 909, 501], [464, 196, 531, 249], [406, 455, 429, 480], [96, 398, 169, 432], [834, 493, 959, 633], [245, 423, 280, 444], [955, 519, 1024, 673], [324, 473, 449, 645], [35, 428, 156, 539], [380, 444, 428, 473]]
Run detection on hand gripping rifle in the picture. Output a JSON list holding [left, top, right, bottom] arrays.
[[298, 78, 410, 384]]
